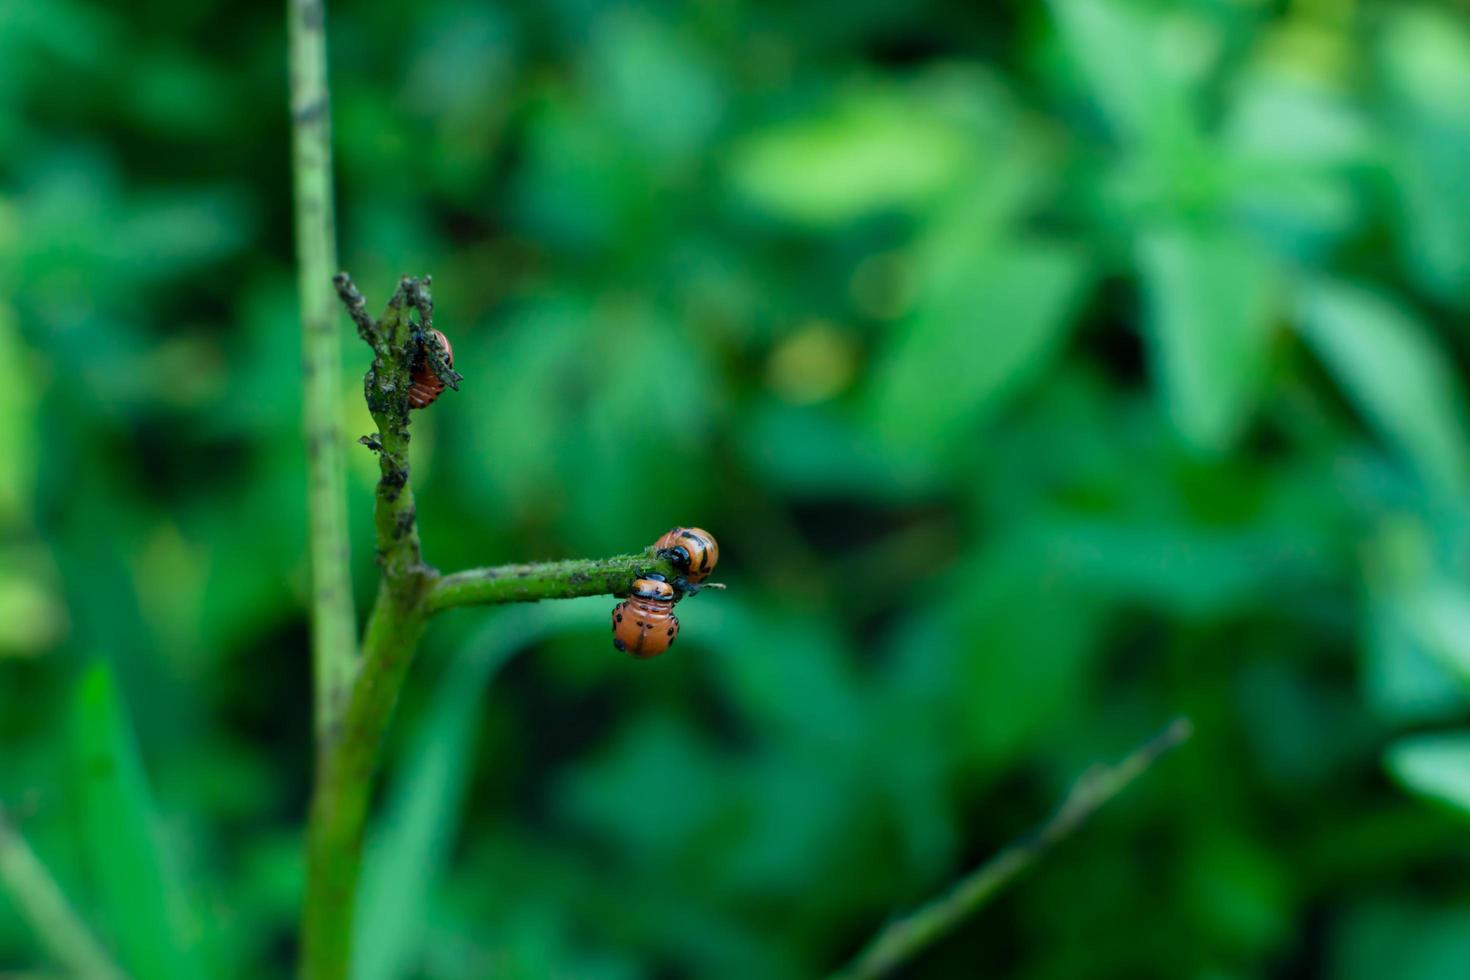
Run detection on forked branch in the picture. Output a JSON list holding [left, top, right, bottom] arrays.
[[301, 272, 714, 980]]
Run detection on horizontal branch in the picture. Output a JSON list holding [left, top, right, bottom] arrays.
[[426, 552, 681, 613], [830, 717, 1194, 980]]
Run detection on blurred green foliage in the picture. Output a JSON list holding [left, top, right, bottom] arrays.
[[5, 0, 1470, 977]]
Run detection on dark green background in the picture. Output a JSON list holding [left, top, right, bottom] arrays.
[[5, 0, 1470, 977]]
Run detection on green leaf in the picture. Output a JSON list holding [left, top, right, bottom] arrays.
[[70, 662, 211, 980], [556, 715, 731, 869], [1363, 602, 1469, 725], [884, 537, 1105, 768], [1137, 223, 1278, 452], [353, 608, 549, 980], [1332, 903, 1470, 980], [1400, 585, 1470, 689], [1049, 0, 1158, 136], [1380, 7, 1470, 305], [1360, 518, 1470, 722], [867, 241, 1089, 453], [1039, 518, 1325, 616], [1047, 0, 1204, 149], [0, 302, 38, 525], [730, 89, 970, 226], [1296, 280, 1470, 496], [1386, 732, 1470, 818], [739, 402, 938, 501], [1221, 68, 1371, 264], [695, 598, 865, 748]]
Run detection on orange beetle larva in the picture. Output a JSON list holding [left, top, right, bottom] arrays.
[[611, 576, 680, 658], [652, 526, 719, 585], [408, 329, 453, 409]]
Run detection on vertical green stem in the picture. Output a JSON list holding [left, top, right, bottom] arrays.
[[302, 279, 436, 980], [288, 0, 358, 736], [301, 273, 721, 979], [303, 583, 429, 980]]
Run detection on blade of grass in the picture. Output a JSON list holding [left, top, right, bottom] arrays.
[[0, 813, 124, 980], [70, 662, 211, 980], [830, 718, 1193, 980], [351, 607, 556, 980]]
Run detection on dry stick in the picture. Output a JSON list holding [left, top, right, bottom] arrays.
[[830, 718, 1194, 980], [288, 0, 357, 738], [0, 814, 125, 980]]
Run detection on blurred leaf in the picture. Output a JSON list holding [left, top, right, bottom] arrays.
[[1222, 67, 1370, 263], [1344, 512, 1464, 724], [1332, 902, 1470, 980], [354, 609, 547, 980], [556, 715, 730, 868], [739, 402, 936, 500], [1037, 517, 1328, 617], [1137, 222, 1277, 452], [885, 539, 1105, 768], [1047, 0, 1207, 158], [730, 88, 969, 226], [1182, 829, 1291, 954], [510, 94, 655, 250], [69, 662, 211, 980], [1386, 732, 1470, 819], [584, 9, 723, 167], [0, 303, 38, 525], [1235, 660, 1367, 789], [868, 241, 1088, 453], [0, 548, 68, 657], [1296, 280, 1470, 496], [1380, 7, 1470, 305], [1363, 602, 1468, 725], [1399, 584, 1470, 690], [696, 598, 865, 748]]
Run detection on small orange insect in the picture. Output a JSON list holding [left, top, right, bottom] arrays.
[[612, 576, 680, 658], [653, 527, 719, 585], [408, 329, 454, 409]]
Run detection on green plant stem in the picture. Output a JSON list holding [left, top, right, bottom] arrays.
[[829, 718, 1194, 980], [302, 274, 692, 980], [302, 551, 681, 980], [304, 276, 430, 980], [288, 0, 357, 739], [303, 581, 428, 980], [428, 554, 679, 612], [0, 814, 125, 980]]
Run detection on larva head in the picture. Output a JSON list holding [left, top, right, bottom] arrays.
[[652, 527, 719, 584], [629, 576, 677, 603]]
